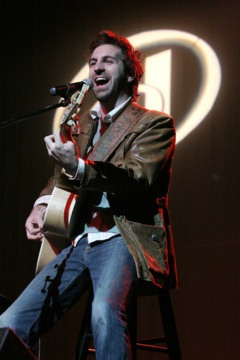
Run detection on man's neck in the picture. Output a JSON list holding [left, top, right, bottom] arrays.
[[99, 95, 131, 115]]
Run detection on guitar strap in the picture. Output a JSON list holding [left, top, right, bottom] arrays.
[[86, 102, 145, 161]]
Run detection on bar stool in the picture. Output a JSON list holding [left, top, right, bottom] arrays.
[[74, 284, 182, 360]]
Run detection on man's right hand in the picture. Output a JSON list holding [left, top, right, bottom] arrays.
[[25, 204, 47, 240]]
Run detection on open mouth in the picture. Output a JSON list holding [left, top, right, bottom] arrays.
[[95, 77, 109, 87]]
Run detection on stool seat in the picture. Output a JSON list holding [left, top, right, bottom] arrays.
[[74, 286, 181, 360]]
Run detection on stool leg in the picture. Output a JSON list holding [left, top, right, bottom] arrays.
[[127, 293, 137, 360], [74, 292, 94, 360], [158, 291, 182, 360]]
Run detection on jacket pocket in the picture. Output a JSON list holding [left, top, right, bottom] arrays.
[[120, 217, 168, 276]]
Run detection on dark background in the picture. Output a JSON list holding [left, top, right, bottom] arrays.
[[0, 0, 239, 359]]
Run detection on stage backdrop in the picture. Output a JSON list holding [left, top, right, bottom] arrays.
[[0, 0, 239, 359]]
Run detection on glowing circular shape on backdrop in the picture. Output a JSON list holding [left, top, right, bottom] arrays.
[[53, 30, 221, 144]]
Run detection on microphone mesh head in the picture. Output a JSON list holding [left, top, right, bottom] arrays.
[[83, 79, 93, 89]]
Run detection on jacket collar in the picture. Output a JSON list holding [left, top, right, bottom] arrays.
[[90, 97, 132, 124]]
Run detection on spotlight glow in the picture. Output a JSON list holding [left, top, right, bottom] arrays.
[[53, 30, 221, 144]]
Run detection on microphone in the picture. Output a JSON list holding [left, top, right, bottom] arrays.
[[50, 79, 93, 97]]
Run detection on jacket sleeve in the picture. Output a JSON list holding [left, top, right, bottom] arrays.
[[38, 175, 55, 197]]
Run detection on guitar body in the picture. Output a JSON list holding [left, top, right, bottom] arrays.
[[36, 187, 78, 273], [35, 80, 92, 274]]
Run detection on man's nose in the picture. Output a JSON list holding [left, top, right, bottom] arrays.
[[93, 61, 104, 73]]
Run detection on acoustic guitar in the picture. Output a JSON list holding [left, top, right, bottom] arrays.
[[35, 80, 92, 274]]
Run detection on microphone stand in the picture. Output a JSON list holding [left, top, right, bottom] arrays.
[[0, 98, 70, 130]]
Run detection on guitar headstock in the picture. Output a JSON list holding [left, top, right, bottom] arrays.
[[60, 80, 92, 134]]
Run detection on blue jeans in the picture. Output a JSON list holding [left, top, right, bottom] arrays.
[[0, 235, 138, 360]]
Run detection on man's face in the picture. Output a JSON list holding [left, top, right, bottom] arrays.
[[89, 44, 132, 109]]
